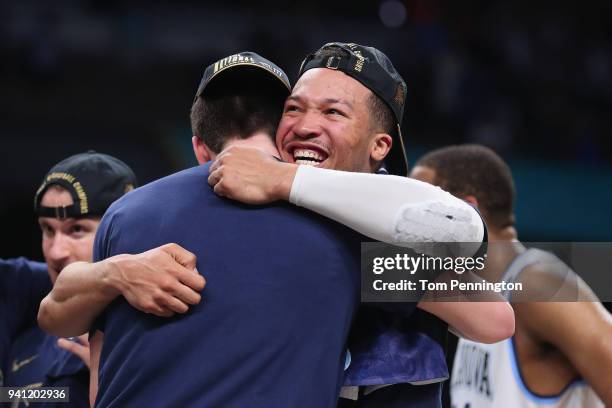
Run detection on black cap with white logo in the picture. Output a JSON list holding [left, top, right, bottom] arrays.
[[195, 51, 291, 101], [34, 151, 137, 219]]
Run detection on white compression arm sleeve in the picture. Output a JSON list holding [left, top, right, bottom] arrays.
[[289, 165, 485, 246]]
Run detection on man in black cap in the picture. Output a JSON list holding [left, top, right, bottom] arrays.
[[84, 52, 371, 408], [209, 42, 477, 243], [2, 152, 137, 407], [208, 42, 514, 407], [33, 153, 205, 333], [1, 151, 203, 406]]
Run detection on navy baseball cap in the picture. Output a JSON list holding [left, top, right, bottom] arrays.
[[298, 42, 408, 176], [34, 151, 137, 219], [194, 52, 291, 101]]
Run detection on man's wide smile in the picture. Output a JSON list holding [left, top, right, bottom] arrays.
[[285, 142, 330, 167]]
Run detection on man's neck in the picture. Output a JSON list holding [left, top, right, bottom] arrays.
[[488, 225, 518, 243], [222, 133, 279, 158], [481, 225, 524, 282]]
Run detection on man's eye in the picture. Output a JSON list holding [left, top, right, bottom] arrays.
[[70, 225, 86, 236], [284, 105, 299, 113], [326, 109, 344, 116], [41, 225, 54, 236]]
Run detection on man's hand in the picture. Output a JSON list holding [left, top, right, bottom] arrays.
[[39, 243, 205, 338], [208, 146, 298, 204], [104, 243, 206, 317], [57, 335, 90, 368]]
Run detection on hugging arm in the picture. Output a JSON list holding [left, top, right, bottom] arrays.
[[210, 147, 513, 343], [289, 167, 515, 343], [209, 147, 485, 247], [38, 244, 205, 338], [289, 165, 485, 246]]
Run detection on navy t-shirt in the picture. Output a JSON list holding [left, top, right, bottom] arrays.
[[5, 326, 89, 408], [93, 163, 362, 408], [0, 258, 51, 383]]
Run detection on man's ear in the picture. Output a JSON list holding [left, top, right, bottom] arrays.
[[370, 133, 393, 163], [192, 136, 216, 165], [463, 195, 479, 209]]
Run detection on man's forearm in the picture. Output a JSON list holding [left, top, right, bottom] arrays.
[[209, 147, 484, 248], [289, 165, 485, 246], [38, 260, 120, 337], [38, 244, 205, 337]]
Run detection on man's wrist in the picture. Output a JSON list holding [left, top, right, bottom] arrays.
[[271, 162, 298, 201], [99, 256, 127, 299]]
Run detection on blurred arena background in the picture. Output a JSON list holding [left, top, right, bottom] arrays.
[[2, 0, 612, 260]]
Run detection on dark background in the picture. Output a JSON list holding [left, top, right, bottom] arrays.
[[2, 0, 612, 261]]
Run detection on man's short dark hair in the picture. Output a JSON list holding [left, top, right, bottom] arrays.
[[313, 46, 396, 138], [415, 144, 516, 229], [367, 92, 396, 137], [190, 71, 284, 153]]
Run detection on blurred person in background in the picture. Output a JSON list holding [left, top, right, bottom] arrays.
[[1, 151, 205, 406], [3, 151, 137, 407], [411, 144, 612, 407]]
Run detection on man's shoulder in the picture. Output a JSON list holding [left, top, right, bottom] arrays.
[[0, 258, 49, 294], [0, 258, 47, 275], [105, 164, 211, 215], [145, 163, 211, 188], [101, 162, 364, 247], [130, 164, 210, 198]]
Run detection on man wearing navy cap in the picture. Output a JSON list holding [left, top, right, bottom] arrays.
[[85, 52, 369, 407], [1, 151, 204, 392], [2, 151, 137, 407]]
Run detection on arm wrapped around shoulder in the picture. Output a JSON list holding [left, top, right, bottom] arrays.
[[290, 165, 485, 249]]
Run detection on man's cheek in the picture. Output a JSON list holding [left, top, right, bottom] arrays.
[[275, 128, 292, 157]]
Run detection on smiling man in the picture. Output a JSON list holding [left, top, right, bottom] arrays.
[[280, 73, 391, 172], [209, 43, 513, 407]]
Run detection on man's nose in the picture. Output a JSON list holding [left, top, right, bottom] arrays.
[[293, 110, 322, 139], [47, 233, 71, 262]]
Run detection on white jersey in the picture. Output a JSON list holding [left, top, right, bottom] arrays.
[[450, 249, 604, 408]]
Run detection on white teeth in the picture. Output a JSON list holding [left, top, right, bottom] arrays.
[[293, 149, 324, 162], [295, 159, 321, 167]]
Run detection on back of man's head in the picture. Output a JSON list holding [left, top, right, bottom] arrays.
[[414, 144, 516, 229], [190, 52, 291, 154]]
